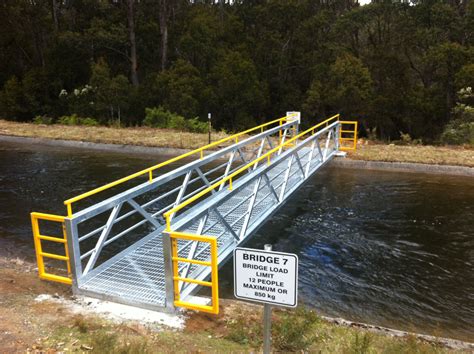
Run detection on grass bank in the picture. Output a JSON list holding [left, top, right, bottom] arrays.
[[1, 120, 473, 167], [0, 120, 228, 150], [352, 141, 474, 168], [0, 256, 471, 353]]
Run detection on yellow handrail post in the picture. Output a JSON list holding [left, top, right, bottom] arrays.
[[31, 214, 45, 279], [354, 121, 358, 150], [169, 232, 219, 314], [66, 203, 72, 218], [30, 212, 72, 285]]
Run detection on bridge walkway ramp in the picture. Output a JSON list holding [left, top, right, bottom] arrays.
[[30, 113, 357, 313]]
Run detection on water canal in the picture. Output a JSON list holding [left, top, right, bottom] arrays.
[[0, 140, 472, 341]]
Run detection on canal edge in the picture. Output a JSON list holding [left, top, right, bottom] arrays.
[[331, 158, 474, 177], [1, 133, 473, 177]]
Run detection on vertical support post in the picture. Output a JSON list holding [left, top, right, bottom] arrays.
[[208, 113, 211, 145], [353, 121, 358, 150], [162, 231, 175, 311], [335, 122, 340, 152], [263, 243, 273, 354], [65, 218, 82, 289]]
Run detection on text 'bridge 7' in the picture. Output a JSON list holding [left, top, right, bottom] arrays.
[[31, 112, 357, 314]]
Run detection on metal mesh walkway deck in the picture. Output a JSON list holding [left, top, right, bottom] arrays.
[[78, 234, 167, 308]]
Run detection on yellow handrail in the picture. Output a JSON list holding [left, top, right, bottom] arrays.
[[164, 114, 340, 230], [169, 231, 219, 314], [31, 212, 72, 285], [63, 115, 295, 217], [339, 120, 358, 151]]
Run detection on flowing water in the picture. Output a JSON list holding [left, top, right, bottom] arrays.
[[0, 140, 473, 341]]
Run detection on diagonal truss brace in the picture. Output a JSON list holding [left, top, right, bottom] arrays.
[[83, 203, 123, 275]]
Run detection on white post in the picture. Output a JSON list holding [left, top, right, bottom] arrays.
[[286, 111, 301, 141], [263, 243, 273, 354]]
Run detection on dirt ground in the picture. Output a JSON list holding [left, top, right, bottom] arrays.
[[0, 257, 70, 352], [1, 257, 473, 353]]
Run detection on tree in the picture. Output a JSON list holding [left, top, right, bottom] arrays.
[[327, 53, 372, 120], [153, 59, 208, 119], [210, 50, 267, 130], [0, 77, 27, 121], [126, 0, 139, 86], [89, 59, 131, 125]]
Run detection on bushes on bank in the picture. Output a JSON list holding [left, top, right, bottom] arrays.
[[58, 114, 99, 126], [33, 114, 99, 126], [31, 108, 208, 133], [143, 106, 208, 133], [33, 115, 54, 125], [441, 88, 474, 145], [440, 119, 474, 145]]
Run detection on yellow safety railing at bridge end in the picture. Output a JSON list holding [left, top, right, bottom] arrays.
[[339, 120, 358, 151], [31, 212, 72, 285], [168, 231, 219, 314]]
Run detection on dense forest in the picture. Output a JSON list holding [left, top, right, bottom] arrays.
[[0, 0, 473, 143]]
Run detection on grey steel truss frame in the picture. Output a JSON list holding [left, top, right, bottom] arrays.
[[63, 119, 297, 310]]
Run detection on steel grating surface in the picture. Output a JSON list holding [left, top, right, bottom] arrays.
[[79, 235, 167, 307]]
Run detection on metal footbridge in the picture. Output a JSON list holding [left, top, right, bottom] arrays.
[[31, 113, 357, 314]]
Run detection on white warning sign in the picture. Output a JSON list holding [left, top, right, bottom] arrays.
[[233, 247, 298, 307]]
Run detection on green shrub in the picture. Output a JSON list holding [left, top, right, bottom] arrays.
[[225, 316, 262, 347], [58, 114, 80, 125], [272, 307, 321, 351], [144, 106, 208, 133], [58, 114, 98, 126], [397, 131, 422, 145], [33, 115, 53, 125], [186, 117, 208, 133], [81, 117, 100, 126], [350, 332, 373, 354], [168, 115, 187, 130], [441, 89, 474, 145], [143, 107, 171, 128], [441, 113, 474, 145]]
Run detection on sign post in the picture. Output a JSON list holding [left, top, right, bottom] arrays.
[[208, 113, 211, 145], [234, 245, 298, 353], [262, 244, 273, 354]]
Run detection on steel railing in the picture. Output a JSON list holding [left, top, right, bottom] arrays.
[[63, 115, 296, 217]]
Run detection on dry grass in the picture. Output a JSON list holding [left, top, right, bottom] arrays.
[[0, 120, 228, 150], [350, 140, 474, 167]]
